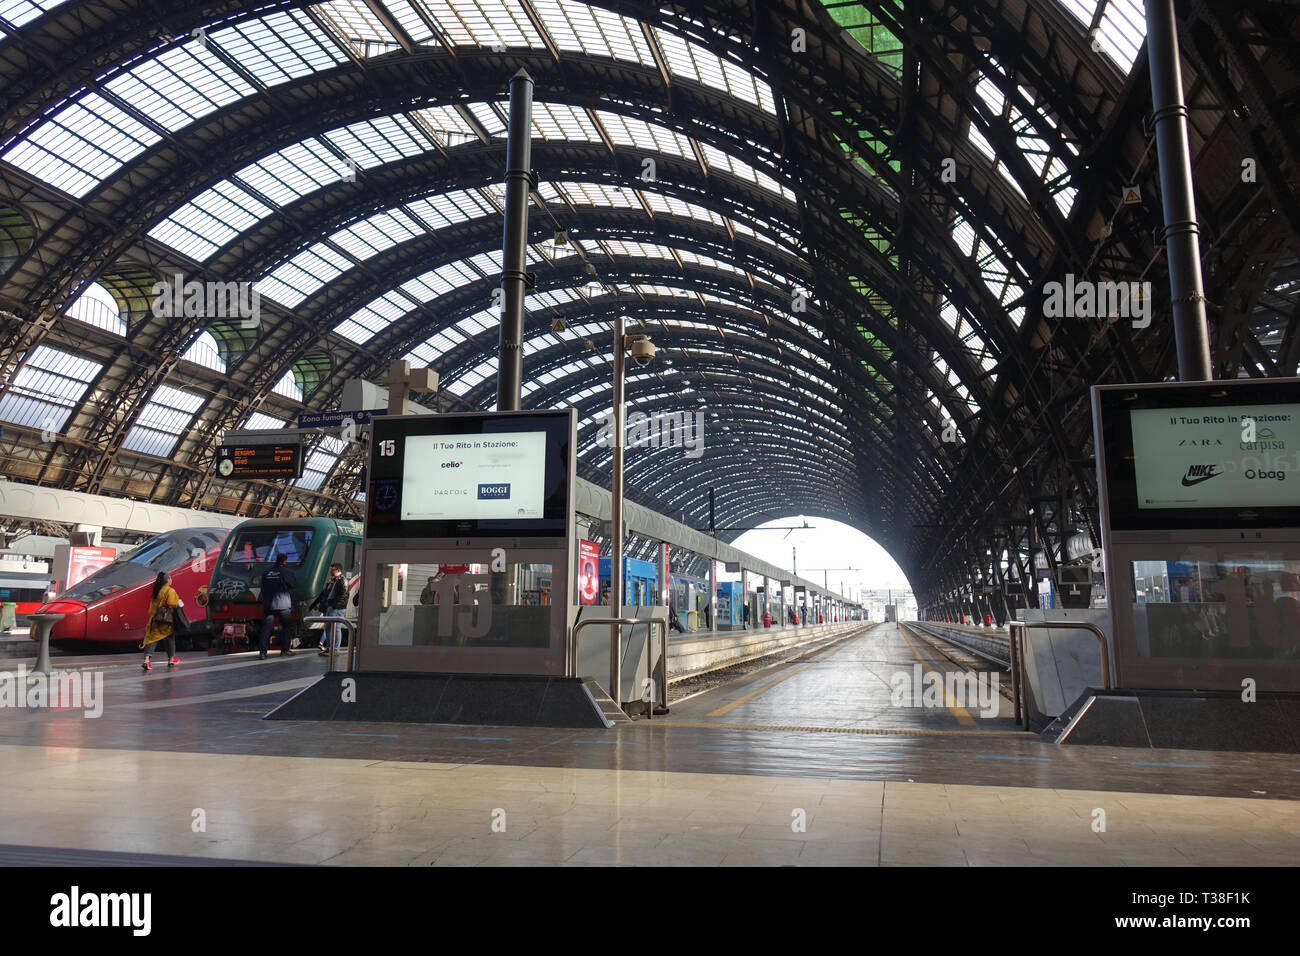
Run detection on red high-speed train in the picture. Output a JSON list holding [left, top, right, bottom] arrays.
[[34, 527, 230, 650]]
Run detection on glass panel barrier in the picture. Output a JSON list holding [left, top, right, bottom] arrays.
[[1129, 554, 1300, 660], [373, 561, 552, 648]]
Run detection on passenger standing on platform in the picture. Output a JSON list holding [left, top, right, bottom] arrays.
[[800, 603, 808, 626], [420, 574, 440, 605], [141, 571, 182, 672], [312, 563, 348, 656], [742, 603, 749, 629], [259, 554, 297, 659]]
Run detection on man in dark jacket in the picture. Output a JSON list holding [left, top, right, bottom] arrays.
[[259, 554, 298, 659], [311, 562, 348, 655]]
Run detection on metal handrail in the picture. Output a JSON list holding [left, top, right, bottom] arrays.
[[571, 616, 668, 719], [1008, 619, 1111, 728], [301, 616, 358, 673]]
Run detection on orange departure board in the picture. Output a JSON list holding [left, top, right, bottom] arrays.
[[215, 443, 302, 479]]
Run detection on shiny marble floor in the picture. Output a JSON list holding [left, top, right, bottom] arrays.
[[0, 624, 1296, 865]]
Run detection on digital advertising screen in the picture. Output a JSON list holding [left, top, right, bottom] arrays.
[[365, 410, 573, 539], [1096, 380, 1300, 531], [400, 431, 547, 521], [1130, 403, 1300, 510]]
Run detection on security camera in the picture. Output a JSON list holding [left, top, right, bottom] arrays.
[[629, 336, 656, 368]]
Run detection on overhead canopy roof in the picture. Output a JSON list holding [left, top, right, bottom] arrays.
[[0, 0, 1296, 603]]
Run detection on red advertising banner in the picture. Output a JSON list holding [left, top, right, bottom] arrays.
[[67, 546, 116, 588], [578, 540, 599, 606]]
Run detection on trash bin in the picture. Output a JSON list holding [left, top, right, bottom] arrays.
[[1, 602, 16, 633]]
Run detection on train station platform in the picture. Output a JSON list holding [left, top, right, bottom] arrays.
[[1, 623, 1296, 866]]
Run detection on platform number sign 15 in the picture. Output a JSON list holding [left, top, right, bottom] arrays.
[[379, 439, 396, 457]]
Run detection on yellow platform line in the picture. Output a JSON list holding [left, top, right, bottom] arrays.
[[899, 628, 976, 726], [667, 721, 1026, 738]]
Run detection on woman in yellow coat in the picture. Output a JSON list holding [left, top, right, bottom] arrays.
[[142, 571, 183, 672]]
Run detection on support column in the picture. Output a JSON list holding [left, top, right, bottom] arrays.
[[1145, 0, 1212, 381], [496, 68, 534, 410]]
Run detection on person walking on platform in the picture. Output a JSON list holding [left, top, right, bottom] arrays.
[[742, 603, 750, 629], [311, 562, 348, 656], [259, 554, 298, 659], [141, 571, 182, 672]]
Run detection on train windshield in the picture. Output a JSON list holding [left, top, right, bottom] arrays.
[[57, 561, 150, 604], [225, 529, 315, 567]]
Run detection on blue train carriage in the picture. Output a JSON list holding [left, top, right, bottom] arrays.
[[598, 556, 659, 606]]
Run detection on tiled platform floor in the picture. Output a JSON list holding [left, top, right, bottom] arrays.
[[1, 745, 1297, 866], [1, 623, 1296, 865]]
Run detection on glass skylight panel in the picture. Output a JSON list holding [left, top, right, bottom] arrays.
[[455, 308, 495, 336], [3, 92, 159, 197], [65, 282, 126, 335], [410, 105, 481, 143], [1096, 0, 1145, 73], [181, 331, 225, 371], [445, 357, 497, 396], [652, 28, 775, 114], [0, 0, 72, 28], [0, 346, 100, 432], [315, 0, 394, 46], [555, 181, 639, 208], [239, 141, 340, 206], [148, 181, 273, 261], [295, 448, 337, 492], [257, 245, 349, 309], [535, 0, 652, 63], [272, 369, 303, 400], [700, 143, 791, 200], [331, 114, 430, 165], [593, 110, 693, 158], [104, 42, 254, 134], [244, 411, 286, 431], [466, 102, 507, 137], [122, 384, 204, 458], [330, 211, 416, 258], [215, 11, 345, 86], [531, 103, 602, 143], [425, 0, 542, 47], [385, 0, 438, 43]]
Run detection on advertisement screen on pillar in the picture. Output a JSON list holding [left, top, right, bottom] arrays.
[[1097, 380, 1300, 531], [578, 540, 599, 606]]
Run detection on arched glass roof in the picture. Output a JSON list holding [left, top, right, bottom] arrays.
[[2, 0, 1288, 606]]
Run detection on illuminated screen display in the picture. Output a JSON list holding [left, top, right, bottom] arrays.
[[1131, 404, 1300, 510], [366, 410, 572, 539], [400, 432, 547, 521], [1097, 381, 1300, 531]]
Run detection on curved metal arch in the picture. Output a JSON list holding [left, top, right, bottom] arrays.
[[3, 50, 791, 312], [320, 257, 919, 405], [5, 49, 1020, 431]]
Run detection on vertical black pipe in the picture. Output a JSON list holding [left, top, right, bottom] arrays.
[[1145, 0, 1213, 381], [496, 68, 534, 410]]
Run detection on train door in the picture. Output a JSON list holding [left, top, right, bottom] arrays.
[[332, 538, 361, 616]]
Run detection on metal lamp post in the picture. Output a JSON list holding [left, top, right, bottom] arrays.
[[609, 313, 654, 707]]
